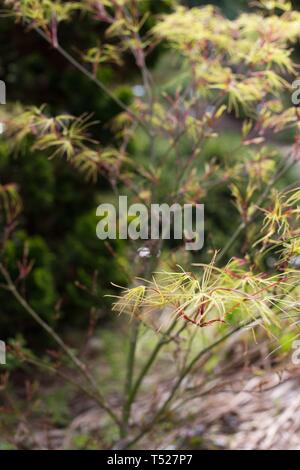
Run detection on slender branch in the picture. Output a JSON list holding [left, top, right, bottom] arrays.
[[22, 354, 120, 424], [126, 320, 178, 410], [27, 23, 150, 136], [0, 262, 120, 426], [120, 320, 140, 437], [217, 156, 297, 263], [124, 318, 256, 448]]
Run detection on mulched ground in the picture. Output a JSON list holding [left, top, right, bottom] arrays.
[[13, 363, 299, 450]]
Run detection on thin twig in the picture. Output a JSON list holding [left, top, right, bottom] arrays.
[[0, 262, 120, 426], [27, 23, 151, 136], [124, 318, 256, 448], [121, 320, 140, 437], [217, 156, 297, 263]]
